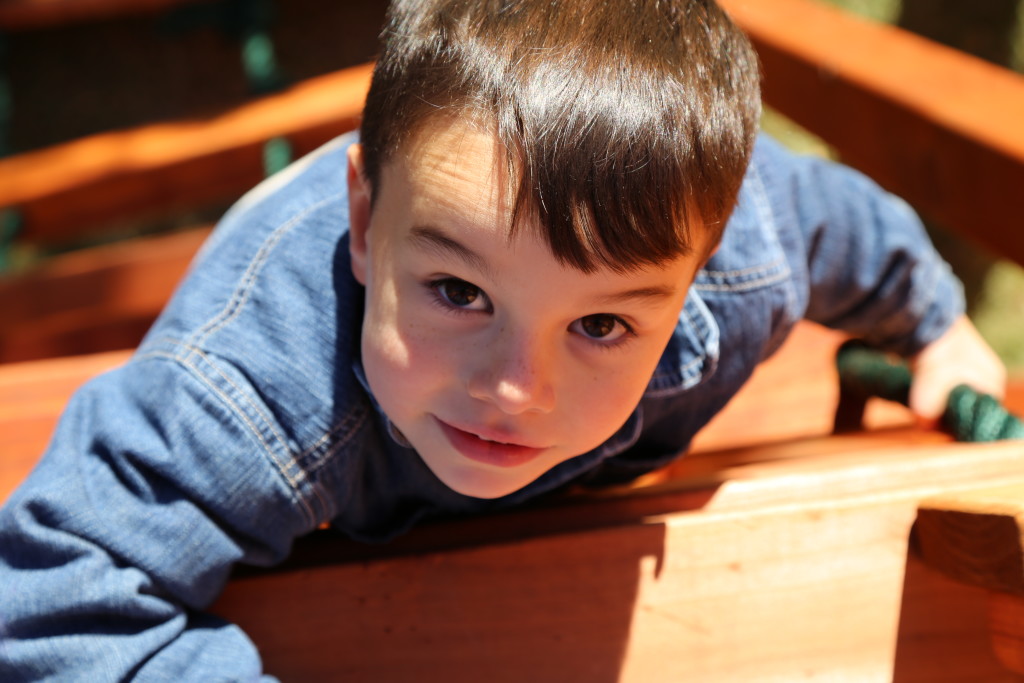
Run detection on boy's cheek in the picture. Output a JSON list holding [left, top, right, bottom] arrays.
[[360, 312, 451, 410]]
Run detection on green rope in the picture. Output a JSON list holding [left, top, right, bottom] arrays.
[[945, 384, 1024, 441], [835, 340, 1024, 442]]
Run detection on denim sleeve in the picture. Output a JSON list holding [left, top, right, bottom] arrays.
[[756, 136, 964, 356], [0, 354, 316, 681]]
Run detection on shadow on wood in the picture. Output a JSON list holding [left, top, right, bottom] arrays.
[[217, 523, 666, 682]]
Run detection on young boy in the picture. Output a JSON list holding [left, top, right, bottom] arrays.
[[0, 0, 1005, 679]]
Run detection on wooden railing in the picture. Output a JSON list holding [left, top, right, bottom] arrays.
[[721, 0, 1024, 268], [0, 63, 371, 247]]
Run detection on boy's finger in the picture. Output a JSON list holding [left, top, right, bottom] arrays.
[[908, 375, 948, 422]]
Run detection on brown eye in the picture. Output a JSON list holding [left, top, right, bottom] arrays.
[[570, 314, 632, 345], [581, 315, 610, 339], [579, 314, 616, 338], [433, 278, 490, 311]]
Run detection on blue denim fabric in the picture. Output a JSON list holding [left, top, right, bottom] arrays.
[[0, 132, 962, 680]]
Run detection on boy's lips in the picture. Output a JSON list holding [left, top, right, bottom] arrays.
[[434, 417, 547, 468]]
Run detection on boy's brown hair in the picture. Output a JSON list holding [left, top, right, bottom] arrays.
[[359, 0, 761, 272]]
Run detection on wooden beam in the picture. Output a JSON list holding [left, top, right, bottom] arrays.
[[0, 62, 372, 245], [720, 0, 1024, 267], [212, 438, 1024, 681], [0, 227, 210, 362], [892, 554, 1015, 682]]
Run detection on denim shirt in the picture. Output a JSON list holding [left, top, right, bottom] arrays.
[[0, 133, 962, 680]]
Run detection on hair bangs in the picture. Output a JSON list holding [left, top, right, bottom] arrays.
[[361, 0, 761, 272]]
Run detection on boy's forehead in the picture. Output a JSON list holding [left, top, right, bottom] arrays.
[[369, 112, 716, 272], [383, 117, 518, 220]]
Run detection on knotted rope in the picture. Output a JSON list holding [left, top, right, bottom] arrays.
[[835, 340, 1024, 442]]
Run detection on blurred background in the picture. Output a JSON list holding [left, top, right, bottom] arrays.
[[1, 0, 1022, 370], [765, 0, 1024, 372]]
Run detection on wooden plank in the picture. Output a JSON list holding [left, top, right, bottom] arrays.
[[218, 501, 912, 681], [720, 0, 1024, 267], [0, 0, 214, 30], [213, 439, 1024, 681], [0, 348, 130, 503], [0, 226, 209, 362], [0, 62, 372, 245]]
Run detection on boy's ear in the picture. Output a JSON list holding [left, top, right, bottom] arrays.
[[347, 143, 371, 286]]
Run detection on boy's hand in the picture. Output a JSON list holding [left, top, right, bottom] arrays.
[[909, 315, 1006, 425]]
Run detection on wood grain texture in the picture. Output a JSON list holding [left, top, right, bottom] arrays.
[[720, 0, 1024, 267], [213, 440, 1024, 682]]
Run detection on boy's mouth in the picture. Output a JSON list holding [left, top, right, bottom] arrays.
[[433, 417, 546, 468]]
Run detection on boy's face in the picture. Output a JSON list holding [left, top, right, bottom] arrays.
[[347, 119, 706, 499]]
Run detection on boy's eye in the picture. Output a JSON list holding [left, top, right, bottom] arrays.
[[433, 278, 490, 311], [572, 314, 631, 343]]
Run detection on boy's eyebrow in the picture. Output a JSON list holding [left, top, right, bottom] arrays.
[[409, 224, 678, 305], [591, 284, 678, 306], [408, 225, 493, 277]]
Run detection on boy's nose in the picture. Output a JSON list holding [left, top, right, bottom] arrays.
[[467, 330, 556, 415]]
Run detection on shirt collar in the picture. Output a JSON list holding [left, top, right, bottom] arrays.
[[644, 288, 720, 398]]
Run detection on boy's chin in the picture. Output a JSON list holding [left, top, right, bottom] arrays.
[[422, 458, 543, 500]]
